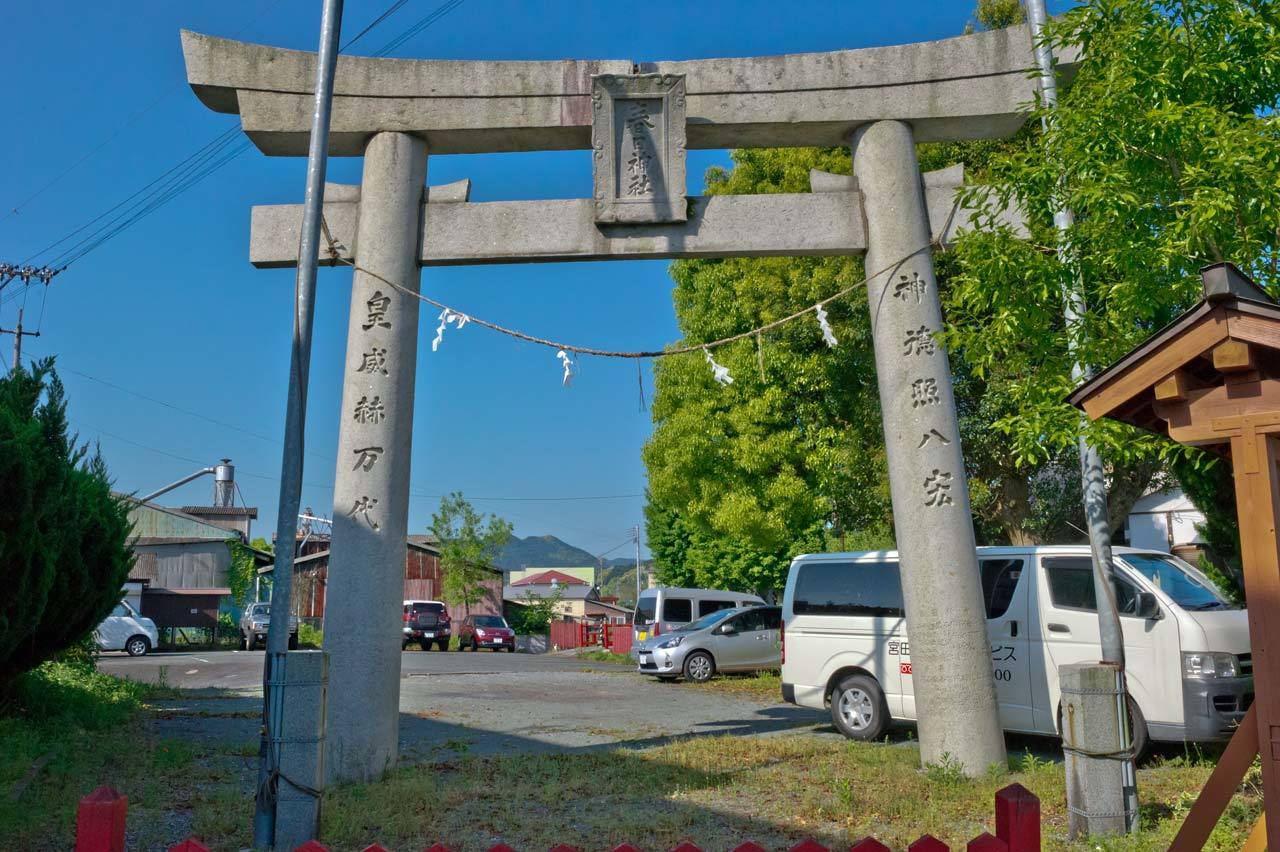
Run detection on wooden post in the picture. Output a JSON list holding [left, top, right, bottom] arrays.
[[1229, 427, 1280, 850]]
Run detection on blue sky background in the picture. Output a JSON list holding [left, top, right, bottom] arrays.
[[1, 0, 1068, 557]]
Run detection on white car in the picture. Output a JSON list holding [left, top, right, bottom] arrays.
[[95, 599, 160, 656]]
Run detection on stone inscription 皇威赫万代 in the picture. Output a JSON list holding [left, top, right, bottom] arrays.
[[352, 446, 384, 472], [349, 495, 380, 529], [363, 291, 392, 330], [591, 74, 686, 224], [357, 347, 389, 375]]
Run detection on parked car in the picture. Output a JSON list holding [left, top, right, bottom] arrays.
[[457, 614, 515, 652], [239, 602, 300, 650], [95, 599, 160, 657], [403, 599, 451, 650], [632, 586, 766, 645], [636, 605, 782, 682], [780, 546, 1251, 758]]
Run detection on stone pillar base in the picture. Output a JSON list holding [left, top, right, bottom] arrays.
[[1060, 662, 1136, 837]]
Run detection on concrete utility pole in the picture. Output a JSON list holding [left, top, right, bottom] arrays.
[[253, 0, 343, 847], [1, 308, 41, 373], [1025, 0, 1138, 835], [634, 525, 642, 604]]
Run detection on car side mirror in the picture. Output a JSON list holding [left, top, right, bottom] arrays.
[[719, 624, 737, 635], [1135, 591, 1161, 620]]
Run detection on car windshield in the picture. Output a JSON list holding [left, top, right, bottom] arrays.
[[1121, 554, 1237, 611], [676, 608, 741, 633], [252, 605, 270, 616], [475, 616, 506, 627]]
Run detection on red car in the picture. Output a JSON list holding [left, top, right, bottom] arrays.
[[457, 614, 515, 652]]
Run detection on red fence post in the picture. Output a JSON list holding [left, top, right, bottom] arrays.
[[293, 842, 329, 852], [670, 843, 704, 852], [850, 840, 891, 852], [788, 840, 828, 852], [74, 786, 127, 852], [908, 837, 949, 851], [169, 841, 210, 852], [995, 783, 1040, 852], [966, 833, 1008, 852], [730, 842, 768, 852]]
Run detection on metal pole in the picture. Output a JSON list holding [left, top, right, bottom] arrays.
[[12, 308, 22, 372], [634, 525, 642, 602], [253, 0, 344, 846], [1025, 0, 1138, 832]]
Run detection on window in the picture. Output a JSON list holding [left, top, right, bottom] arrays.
[[411, 602, 445, 614], [474, 615, 505, 627], [736, 607, 780, 631], [635, 597, 656, 624], [980, 559, 1024, 619], [792, 561, 904, 618], [698, 599, 735, 617], [662, 598, 692, 622], [1043, 557, 1139, 614], [1121, 554, 1234, 610], [111, 603, 129, 617]]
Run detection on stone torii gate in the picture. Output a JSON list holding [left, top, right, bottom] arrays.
[[182, 24, 1058, 785]]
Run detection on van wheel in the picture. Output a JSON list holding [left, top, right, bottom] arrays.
[[1058, 695, 1150, 763], [830, 674, 888, 740], [125, 636, 150, 657], [239, 634, 247, 651], [288, 633, 299, 650], [683, 651, 715, 683]]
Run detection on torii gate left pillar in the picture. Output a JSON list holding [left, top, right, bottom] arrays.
[[323, 132, 427, 782]]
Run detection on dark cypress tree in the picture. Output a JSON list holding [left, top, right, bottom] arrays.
[[0, 360, 134, 687]]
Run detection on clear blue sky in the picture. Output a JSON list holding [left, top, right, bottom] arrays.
[[1, 0, 1067, 557]]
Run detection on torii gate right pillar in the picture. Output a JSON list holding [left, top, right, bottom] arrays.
[[851, 119, 1007, 774]]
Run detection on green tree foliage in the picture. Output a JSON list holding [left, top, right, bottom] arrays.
[[643, 148, 895, 595], [506, 586, 564, 635], [946, 0, 1279, 567], [430, 492, 512, 614], [947, 0, 1280, 466], [0, 360, 134, 687]]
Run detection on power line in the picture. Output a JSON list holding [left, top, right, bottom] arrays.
[[341, 0, 412, 51], [0, 0, 293, 226], [372, 0, 465, 57]]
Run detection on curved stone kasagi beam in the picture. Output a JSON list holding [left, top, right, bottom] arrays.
[[181, 25, 1077, 156]]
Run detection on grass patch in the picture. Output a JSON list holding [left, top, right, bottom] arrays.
[[686, 668, 784, 702], [0, 663, 1258, 850], [0, 662, 240, 849], [576, 648, 634, 665]]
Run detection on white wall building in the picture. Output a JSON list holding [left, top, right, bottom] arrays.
[[1125, 489, 1206, 554]]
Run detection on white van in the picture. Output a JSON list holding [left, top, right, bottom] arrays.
[[95, 599, 160, 657], [781, 546, 1252, 754], [633, 586, 766, 643]]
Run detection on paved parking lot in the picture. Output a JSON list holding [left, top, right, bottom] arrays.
[[100, 649, 833, 758]]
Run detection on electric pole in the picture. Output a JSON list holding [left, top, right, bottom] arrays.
[[0, 265, 60, 373], [634, 524, 642, 602], [1025, 0, 1138, 834]]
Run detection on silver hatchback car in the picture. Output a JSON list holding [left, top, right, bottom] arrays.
[[635, 605, 781, 682]]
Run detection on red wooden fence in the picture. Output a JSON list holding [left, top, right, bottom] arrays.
[[75, 783, 1041, 852], [549, 621, 581, 650]]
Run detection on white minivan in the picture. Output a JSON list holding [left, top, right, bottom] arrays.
[[633, 586, 766, 644], [95, 599, 160, 657], [781, 546, 1252, 755]]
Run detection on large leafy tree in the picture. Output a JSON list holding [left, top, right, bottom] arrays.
[[947, 0, 1280, 462], [644, 148, 894, 595], [945, 0, 1280, 576], [0, 360, 134, 688], [429, 492, 512, 614]]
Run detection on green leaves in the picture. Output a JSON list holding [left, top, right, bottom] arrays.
[[948, 0, 1280, 463], [429, 492, 512, 611], [0, 360, 135, 686]]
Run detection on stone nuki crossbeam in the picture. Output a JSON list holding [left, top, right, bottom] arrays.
[[249, 165, 1023, 268]]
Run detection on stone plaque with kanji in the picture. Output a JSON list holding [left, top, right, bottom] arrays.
[[591, 73, 686, 224]]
